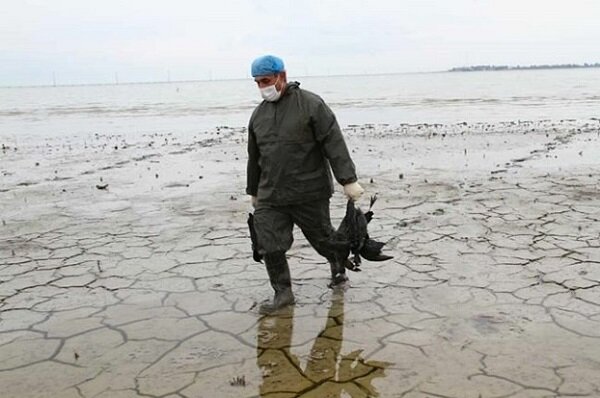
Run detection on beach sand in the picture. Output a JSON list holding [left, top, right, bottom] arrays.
[[1, 120, 600, 397]]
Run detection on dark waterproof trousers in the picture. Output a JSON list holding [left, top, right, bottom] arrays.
[[253, 198, 338, 262]]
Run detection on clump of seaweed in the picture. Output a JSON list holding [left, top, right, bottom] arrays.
[[229, 375, 246, 387]]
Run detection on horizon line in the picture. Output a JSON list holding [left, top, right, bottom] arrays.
[[1, 61, 598, 89]]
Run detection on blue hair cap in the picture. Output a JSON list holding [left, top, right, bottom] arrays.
[[251, 55, 285, 77]]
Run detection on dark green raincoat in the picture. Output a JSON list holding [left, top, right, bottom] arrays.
[[246, 82, 357, 206]]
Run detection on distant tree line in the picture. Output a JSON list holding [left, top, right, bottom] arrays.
[[449, 63, 600, 72]]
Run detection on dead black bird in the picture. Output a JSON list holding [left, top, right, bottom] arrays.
[[247, 197, 391, 270], [331, 195, 393, 272], [247, 213, 263, 263]]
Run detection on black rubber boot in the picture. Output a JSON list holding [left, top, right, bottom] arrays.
[[328, 257, 350, 289], [259, 251, 295, 314]]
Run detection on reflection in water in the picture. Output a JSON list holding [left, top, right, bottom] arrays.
[[256, 291, 390, 397]]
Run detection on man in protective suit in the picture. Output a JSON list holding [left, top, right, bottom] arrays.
[[246, 55, 364, 314]]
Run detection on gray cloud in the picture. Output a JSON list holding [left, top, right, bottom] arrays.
[[1, 0, 599, 85]]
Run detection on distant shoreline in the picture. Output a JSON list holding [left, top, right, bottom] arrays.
[[448, 63, 600, 72], [2, 64, 599, 89]]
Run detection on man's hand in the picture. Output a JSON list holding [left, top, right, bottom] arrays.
[[343, 182, 364, 202], [250, 195, 258, 208]]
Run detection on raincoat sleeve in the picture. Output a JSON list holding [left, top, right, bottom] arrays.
[[311, 98, 357, 185], [246, 121, 260, 196]]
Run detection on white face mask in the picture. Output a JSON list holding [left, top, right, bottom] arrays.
[[259, 78, 282, 102]]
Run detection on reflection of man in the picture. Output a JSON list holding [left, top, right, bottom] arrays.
[[247, 55, 364, 314], [256, 292, 389, 396]]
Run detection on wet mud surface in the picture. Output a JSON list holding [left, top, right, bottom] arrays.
[[1, 120, 600, 397]]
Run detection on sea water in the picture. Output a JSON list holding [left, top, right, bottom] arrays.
[[1, 68, 599, 140]]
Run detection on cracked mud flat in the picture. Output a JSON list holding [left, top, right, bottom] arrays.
[[1, 119, 600, 397]]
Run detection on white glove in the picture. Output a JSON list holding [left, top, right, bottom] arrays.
[[250, 195, 258, 208], [343, 181, 364, 202]]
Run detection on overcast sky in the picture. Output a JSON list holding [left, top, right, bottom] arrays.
[[2, 0, 599, 86]]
